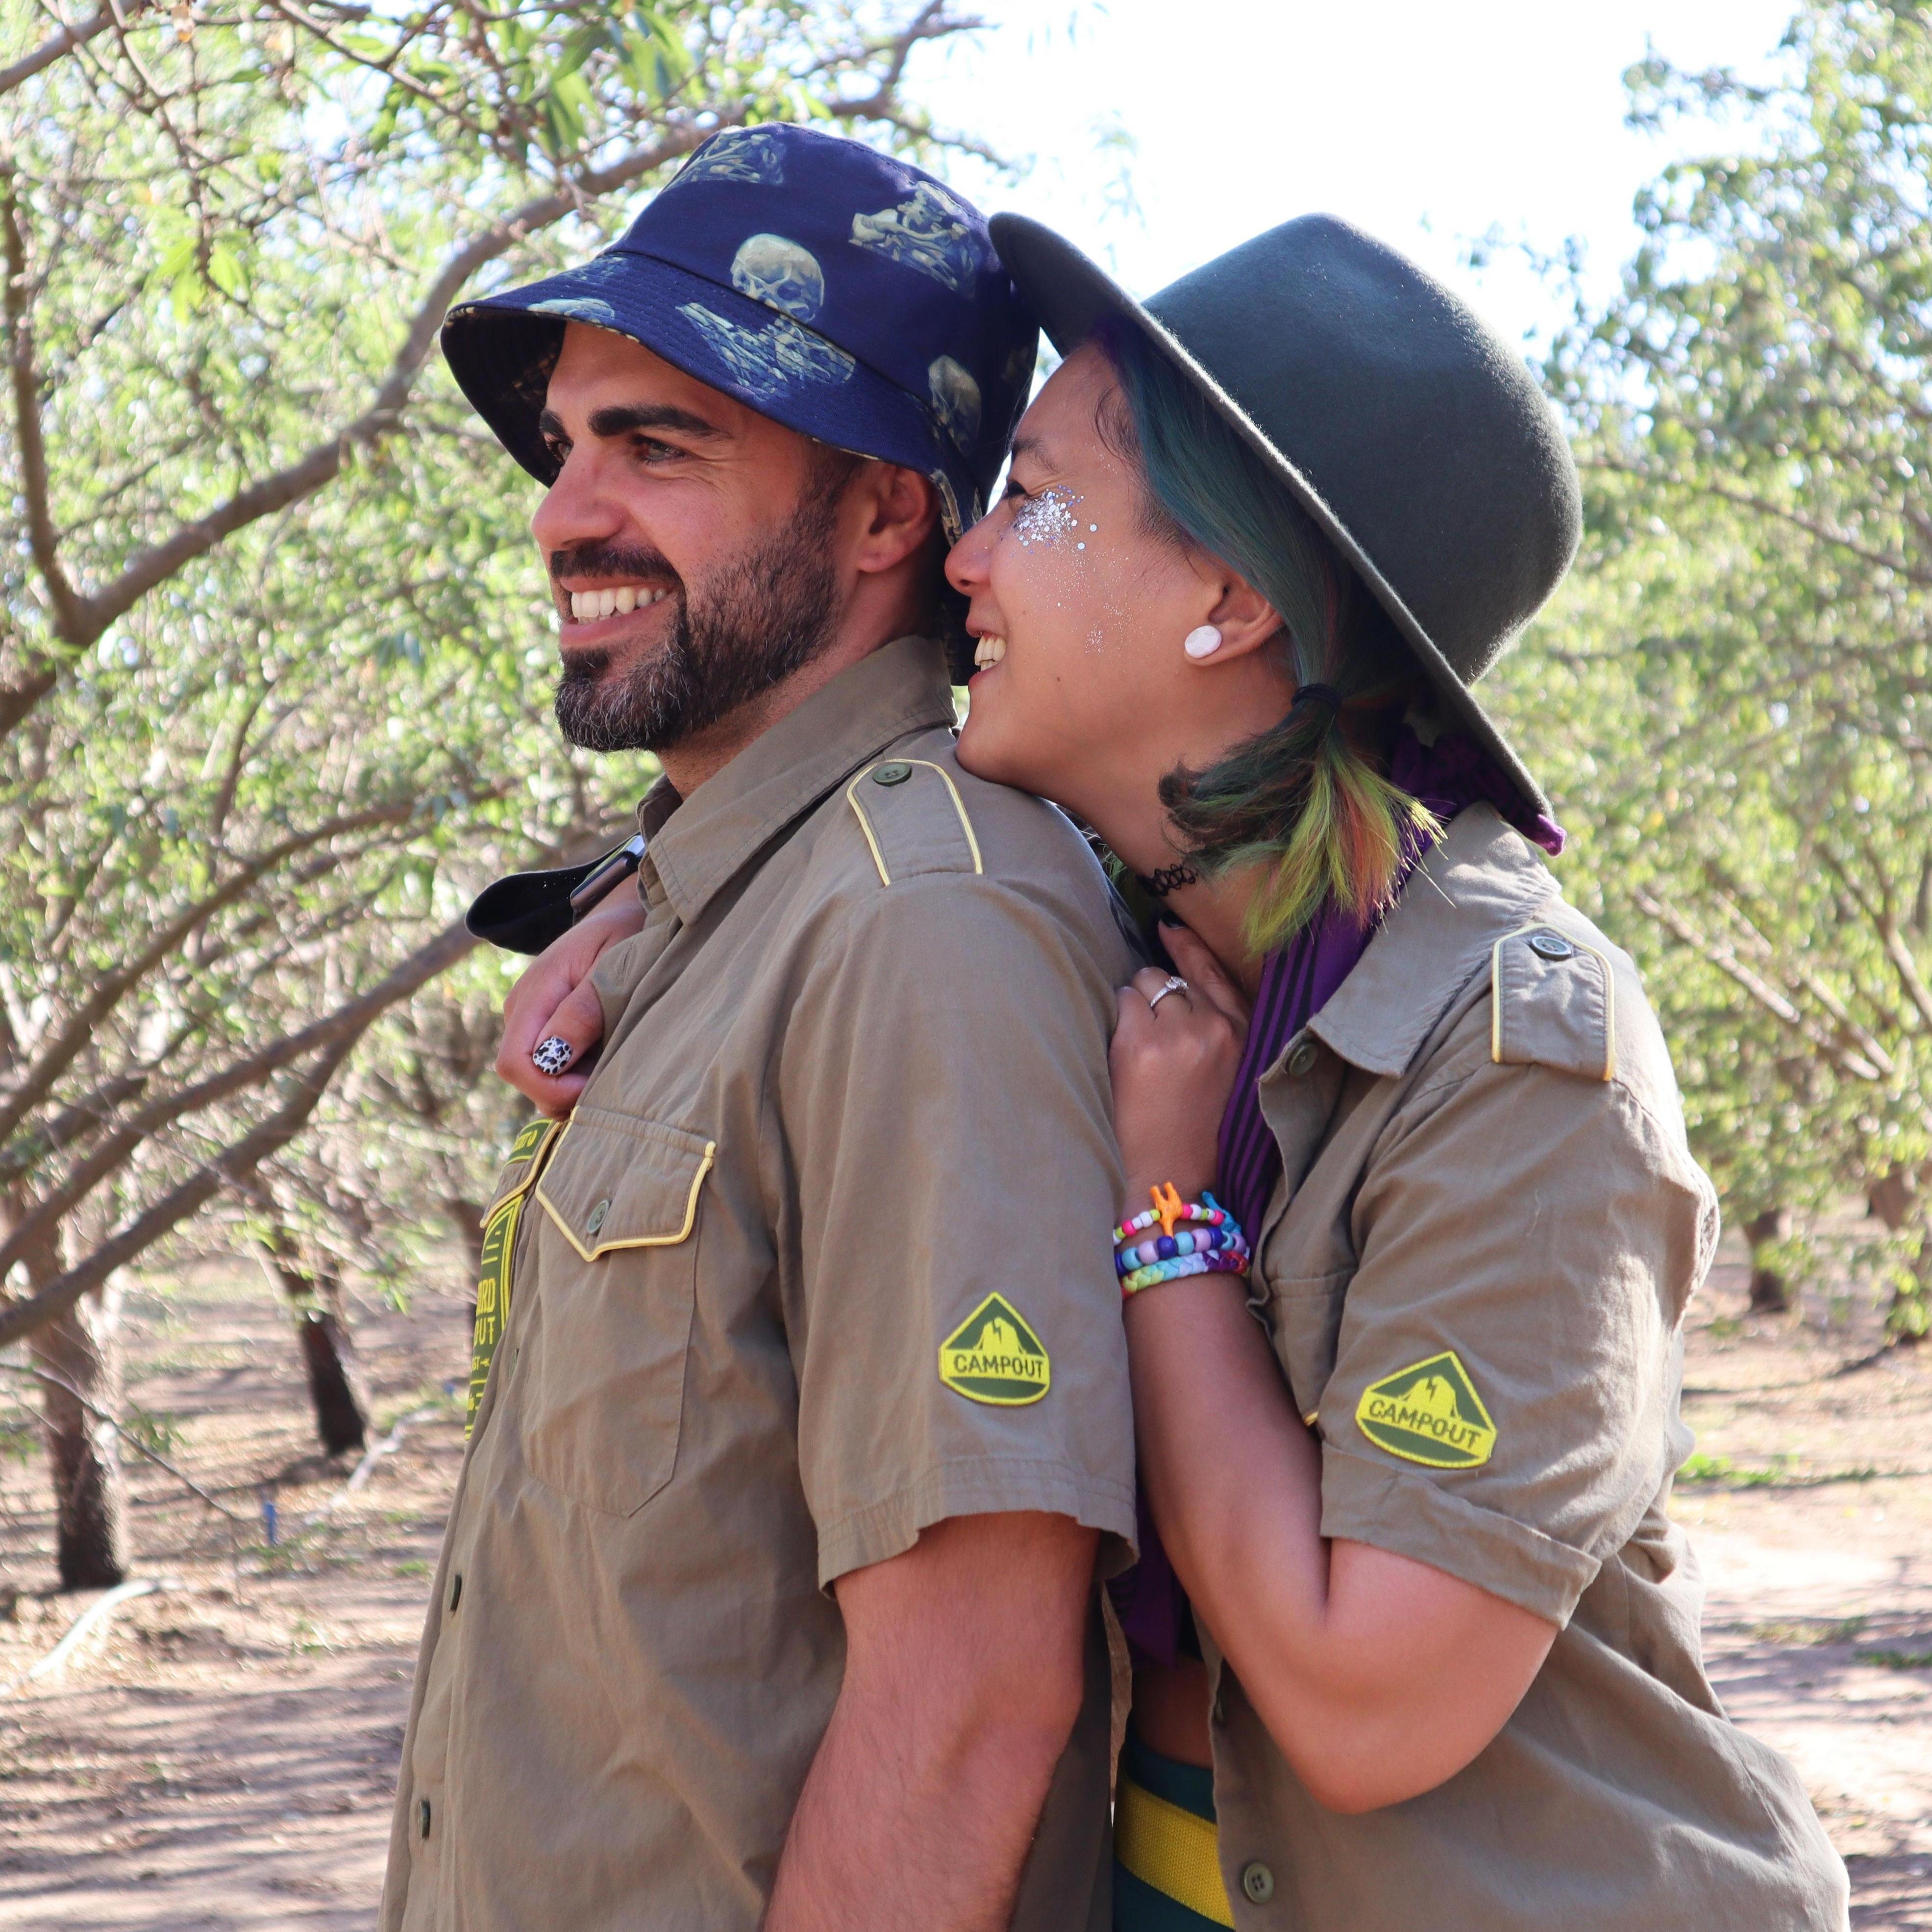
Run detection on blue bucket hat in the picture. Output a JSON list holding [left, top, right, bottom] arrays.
[[441, 124, 1037, 540]]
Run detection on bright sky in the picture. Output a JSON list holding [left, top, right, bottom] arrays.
[[919, 0, 1802, 350]]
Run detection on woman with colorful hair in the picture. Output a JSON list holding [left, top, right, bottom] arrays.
[[939, 215, 1847, 1930]]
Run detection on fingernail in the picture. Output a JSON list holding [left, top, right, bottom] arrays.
[[531, 1037, 575, 1076], [1156, 911, 1184, 927]]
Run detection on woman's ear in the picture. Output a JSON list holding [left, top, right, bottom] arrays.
[[1194, 571, 1282, 664]]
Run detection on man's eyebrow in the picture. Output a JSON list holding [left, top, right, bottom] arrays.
[[535, 402, 728, 444], [1007, 431, 1054, 470]]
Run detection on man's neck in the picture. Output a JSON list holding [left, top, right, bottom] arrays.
[[656, 625, 919, 799]]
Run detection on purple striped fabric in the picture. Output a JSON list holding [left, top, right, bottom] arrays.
[[1108, 726, 1564, 1668]]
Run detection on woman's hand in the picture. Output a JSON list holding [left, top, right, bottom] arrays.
[[495, 888, 646, 1116], [1110, 923, 1250, 1210]]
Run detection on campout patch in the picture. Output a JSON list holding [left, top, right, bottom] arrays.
[[939, 1293, 1051, 1406], [1355, 1351, 1496, 1469]]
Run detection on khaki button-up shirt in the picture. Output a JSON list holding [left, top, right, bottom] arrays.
[[383, 637, 1139, 1932], [1207, 806, 1848, 1932]]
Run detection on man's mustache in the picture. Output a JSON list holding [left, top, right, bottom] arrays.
[[548, 541, 683, 592]]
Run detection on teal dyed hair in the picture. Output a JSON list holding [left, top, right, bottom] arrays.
[[1090, 317, 1438, 948]]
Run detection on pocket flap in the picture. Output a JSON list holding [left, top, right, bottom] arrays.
[[535, 1108, 717, 1261]]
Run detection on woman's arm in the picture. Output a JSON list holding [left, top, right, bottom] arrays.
[[1113, 926, 1555, 1814]]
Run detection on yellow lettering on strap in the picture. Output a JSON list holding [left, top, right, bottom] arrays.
[[466, 1192, 524, 1436], [466, 1118, 562, 1437], [1114, 1776, 1236, 1928]]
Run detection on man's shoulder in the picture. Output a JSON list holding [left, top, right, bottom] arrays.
[[800, 724, 1143, 972]]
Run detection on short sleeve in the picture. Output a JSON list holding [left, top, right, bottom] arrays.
[[1319, 1053, 1716, 1626], [778, 873, 1138, 1589]]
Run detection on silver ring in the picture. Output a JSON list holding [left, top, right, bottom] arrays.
[[1146, 975, 1190, 1015]]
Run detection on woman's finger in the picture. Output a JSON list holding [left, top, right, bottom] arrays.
[[1160, 923, 1252, 1036], [498, 953, 610, 1116], [1130, 963, 1196, 1017]]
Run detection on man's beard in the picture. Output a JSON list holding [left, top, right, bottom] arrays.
[[552, 490, 844, 755]]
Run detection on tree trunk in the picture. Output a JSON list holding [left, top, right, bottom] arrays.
[[1745, 1206, 1793, 1314], [249, 1211, 372, 1455], [1867, 1167, 1929, 1346], [30, 1278, 129, 1590], [444, 1194, 485, 1282]]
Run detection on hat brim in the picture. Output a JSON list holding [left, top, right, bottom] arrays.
[[441, 249, 980, 540], [988, 215, 1548, 814]]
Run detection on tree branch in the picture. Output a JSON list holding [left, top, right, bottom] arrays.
[[0, 915, 477, 1349], [0, 911, 478, 1280], [0, 0, 144, 100], [1, 163, 85, 644], [1582, 453, 1932, 588], [1633, 884, 1889, 1083], [0, 801, 418, 1151]]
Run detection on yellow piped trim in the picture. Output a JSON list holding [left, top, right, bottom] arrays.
[[1489, 922, 1616, 1082], [490, 1117, 563, 1211], [1114, 1776, 1235, 1928], [536, 1129, 717, 1262], [844, 758, 983, 886]]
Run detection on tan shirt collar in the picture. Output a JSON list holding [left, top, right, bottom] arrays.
[[638, 635, 957, 925], [1310, 805, 1560, 1079]]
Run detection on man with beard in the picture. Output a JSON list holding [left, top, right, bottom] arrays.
[[381, 127, 1139, 1932]]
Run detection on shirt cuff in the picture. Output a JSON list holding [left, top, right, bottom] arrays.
[[1319, 1443, 1599, 1626], [813, 1454, 1138, 1592]]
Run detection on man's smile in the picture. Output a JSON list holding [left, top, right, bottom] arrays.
[[560, 583, 676, 625]]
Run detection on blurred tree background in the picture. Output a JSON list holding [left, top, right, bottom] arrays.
[[1494, 0, 1932, 1341], [0, 0, 984, 1585]]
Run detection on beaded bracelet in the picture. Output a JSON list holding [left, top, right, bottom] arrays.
[[1114, 1182, 1238, 1246], [1115, 1220, 1250, 1277], [1114, 1183, 1250, 1299], [1121, 1247, 1251, 1298]]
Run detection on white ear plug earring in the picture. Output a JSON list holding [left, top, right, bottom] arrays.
[[1184, 625, 1223, 659]]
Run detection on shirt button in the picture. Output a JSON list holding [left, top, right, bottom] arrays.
[[1287, 1041, 1318, 1076], [448, 1572, 463, 1613], [1528, 929, 1574, 961], [586, 1197, 610, 1238], [419, 1797, 432, 1840], [871, 761, 913, 786], [1241, 1860, 1275, 1903]]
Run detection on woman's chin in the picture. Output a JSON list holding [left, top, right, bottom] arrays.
[[957, 710, 1031, 793]]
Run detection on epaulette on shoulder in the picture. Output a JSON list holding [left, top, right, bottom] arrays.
[[1489, 919, 1616, 1083], [844, 757, 983, 885]]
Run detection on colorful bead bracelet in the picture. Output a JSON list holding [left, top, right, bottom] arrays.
[[1114, 1182, 1250, 1300], [1114, 1182, 1238, 1246], [1115, 1221, 1250, 1277], [1121, 1247, 1252, 1298]]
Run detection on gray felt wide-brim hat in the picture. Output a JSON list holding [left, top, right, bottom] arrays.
[[989, 214, 1581, 813]]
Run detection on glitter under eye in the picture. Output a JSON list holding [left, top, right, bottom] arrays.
[[1013, 485, 1083, 548]]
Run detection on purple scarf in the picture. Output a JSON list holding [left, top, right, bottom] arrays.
[[1108, 728, 1564, 1668]]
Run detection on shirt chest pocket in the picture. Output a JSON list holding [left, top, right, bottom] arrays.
[[1259, 1266, 1354, 1423], [520, 1108, 716, 1518]]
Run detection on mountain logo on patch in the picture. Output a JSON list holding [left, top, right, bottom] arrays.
[[939, 1294, 1051, 1406], [1355, 1351, 1496, 1469]]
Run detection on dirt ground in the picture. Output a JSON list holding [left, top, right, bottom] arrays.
[[0, 1241, 1928, 1929]]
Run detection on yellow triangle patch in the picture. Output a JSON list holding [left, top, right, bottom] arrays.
[[939, 1293, 1051, 1407], [1355, 1351, 1496, 1470]]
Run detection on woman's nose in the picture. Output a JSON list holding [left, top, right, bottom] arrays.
[[945, 511, 996, 594]]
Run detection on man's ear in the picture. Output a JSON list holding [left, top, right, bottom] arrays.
[[850, 464, 940, 577]]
